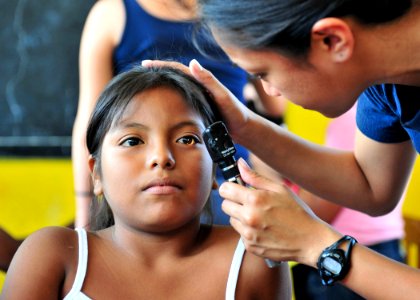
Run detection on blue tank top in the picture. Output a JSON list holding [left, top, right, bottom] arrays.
[[113, 0, 249, 160]]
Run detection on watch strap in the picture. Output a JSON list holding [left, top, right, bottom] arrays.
[[317, 235, 357, 286]]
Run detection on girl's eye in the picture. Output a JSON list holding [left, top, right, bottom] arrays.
[[177, 135, 200, 145], [121, 137, 143, 147]]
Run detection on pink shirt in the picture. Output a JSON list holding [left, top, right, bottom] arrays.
[[327, 104, 404, 245]]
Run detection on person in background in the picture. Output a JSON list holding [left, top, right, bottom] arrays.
[[143, 0, 420, 298], [72, 0, 282, 228], [0, 229, 22, 272], [1, 66, 291, 299]]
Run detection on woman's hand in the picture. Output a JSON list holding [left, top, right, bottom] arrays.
[[220, 158, 342, 267], [141, 59, 254, 143]]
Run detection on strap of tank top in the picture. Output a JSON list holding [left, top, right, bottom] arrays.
[[225, 239, 246, 300], [72, 228, 89, 292]]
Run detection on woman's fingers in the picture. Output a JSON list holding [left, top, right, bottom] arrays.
[[189, 59, 234, 101], [189, 59, 250, 135], [237, 158, 284, 193], [142, 59, 229, 99]]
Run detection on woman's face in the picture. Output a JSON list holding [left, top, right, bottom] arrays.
[[94, 87, 214, 232], [217, 40, 362, 118]]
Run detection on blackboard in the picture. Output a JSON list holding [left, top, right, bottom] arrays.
[[0, 0, 95, 156]]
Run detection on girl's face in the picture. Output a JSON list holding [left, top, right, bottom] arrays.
[[92, 87, 215, 232]]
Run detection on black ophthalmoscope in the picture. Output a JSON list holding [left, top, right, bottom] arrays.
[[203, 121, 282, 268], [203, 121, 244, 185]]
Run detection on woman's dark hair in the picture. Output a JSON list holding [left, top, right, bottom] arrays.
[[197, 0, 413, 57], [86, 65, 222, 230]]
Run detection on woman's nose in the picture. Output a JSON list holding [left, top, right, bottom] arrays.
[[261, 80, 281, 97]]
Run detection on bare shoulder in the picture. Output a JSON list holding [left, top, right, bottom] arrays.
[[84, 0, 125, 46], [239, 251, 292, 300], [1, 227, 79, 298], [208, 226, 292, 299], [207, 225, 242, 249], [13, 226, 78, 271], [17, 226, 77, 256], [91, 0, 124, 17]]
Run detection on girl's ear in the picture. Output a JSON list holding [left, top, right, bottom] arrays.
[[311, 17, 354, 62], [88, 155, 103, 196]]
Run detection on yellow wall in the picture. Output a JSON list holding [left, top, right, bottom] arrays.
[[284, 102, 331, 144], [0, 158, 75, 290], [402, 158, 420, 219]]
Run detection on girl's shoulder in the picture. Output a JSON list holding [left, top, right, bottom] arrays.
[[2, 227, 80, 297], [208, 225, 292, 300], [19, 226, 78, 255], [26, 225, 77, 243], [205, 225, 242, 250], [19, 226, 80, 272], [208, 224, 239, 238]]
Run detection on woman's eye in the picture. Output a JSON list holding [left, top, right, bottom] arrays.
[[256, 73, 267, 80], [250, 72, 267, 80], [177, 135, 200, 145], [121, 137, 143, 147]]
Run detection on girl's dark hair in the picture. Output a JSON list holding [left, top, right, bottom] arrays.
[[86, 65, 222, 230], [197, 0, 413, 57]]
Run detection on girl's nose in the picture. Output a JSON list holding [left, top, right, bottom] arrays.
[[147, 143, 175, 170]]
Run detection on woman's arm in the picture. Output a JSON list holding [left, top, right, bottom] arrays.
[[234, 109, 416, 215], [343, 243, 420, 299], [72, 0, 122, 228], [299, 188, 342, 223]]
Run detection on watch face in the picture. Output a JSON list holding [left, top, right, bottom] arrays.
[[317, 236, 356, 286], [323, 256, 342, 275]]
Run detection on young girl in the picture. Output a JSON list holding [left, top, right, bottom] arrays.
[[73, 0, 283, 228], [1, 66, 291, 299]]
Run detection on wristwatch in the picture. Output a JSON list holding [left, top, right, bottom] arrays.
[[317, 235, 357, 286]]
